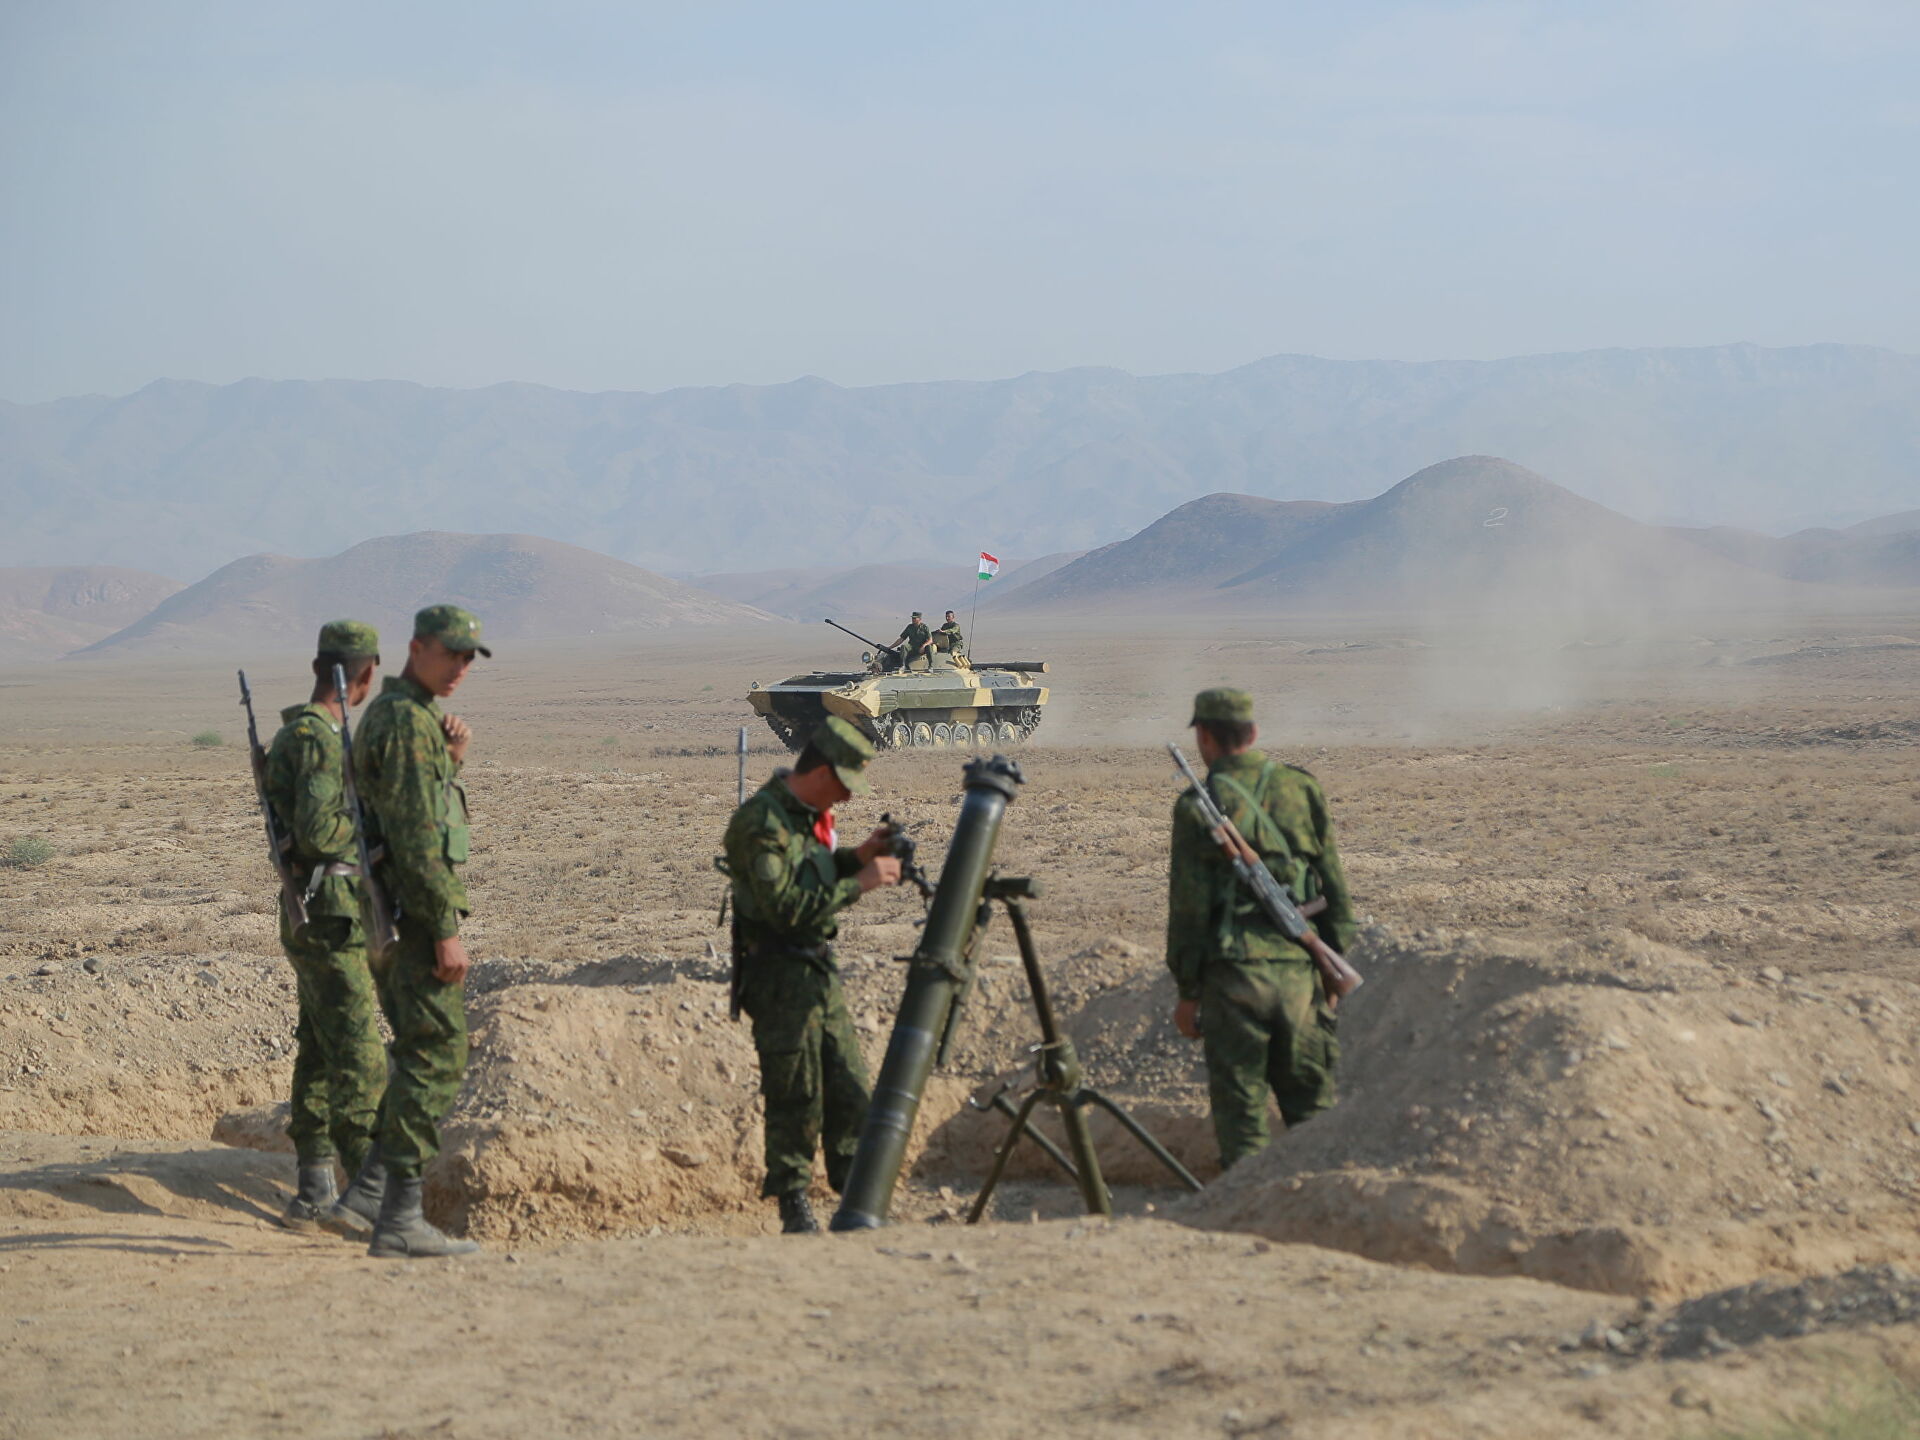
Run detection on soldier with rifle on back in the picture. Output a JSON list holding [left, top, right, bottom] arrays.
[[720, 717, 901, 1233], [1167, 688, 1359, 1171], [248, 620, 388, 1232]]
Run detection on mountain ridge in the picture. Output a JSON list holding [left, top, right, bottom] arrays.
[[5, 344, 1918, 579]]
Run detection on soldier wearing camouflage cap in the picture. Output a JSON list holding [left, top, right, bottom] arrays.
[[1167, 688, 1357, 1169], [721, 716, 902, 1232], [348, 605, 488, 1258], [893, 612, 933, 673], [263, 620, 387, 1233]]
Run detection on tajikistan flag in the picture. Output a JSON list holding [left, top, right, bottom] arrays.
[[977, 551, 1000, 580]]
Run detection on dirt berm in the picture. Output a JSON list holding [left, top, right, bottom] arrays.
[[1181, 930, 1920, 1297]]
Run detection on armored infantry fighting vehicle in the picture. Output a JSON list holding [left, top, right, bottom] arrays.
[[748, 619, 1050, 751]]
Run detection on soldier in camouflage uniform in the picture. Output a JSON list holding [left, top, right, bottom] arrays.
[[1167, 688, 1357, 1170], [263, 620, 387, 1230], [893, 612, 933, 672], [722, 716, 901, 1233], [352, 604, 486, 1258]]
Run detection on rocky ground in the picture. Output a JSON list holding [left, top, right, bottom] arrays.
[[5, 612, 1920, 1436]]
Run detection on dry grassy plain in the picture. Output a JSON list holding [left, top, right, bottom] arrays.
[[5, 607, 1920, 1437]]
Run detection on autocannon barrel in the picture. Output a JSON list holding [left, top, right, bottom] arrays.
[[829, 754, 1024, 1230]]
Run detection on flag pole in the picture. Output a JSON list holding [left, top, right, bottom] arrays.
[[968, 568, 982, 658]]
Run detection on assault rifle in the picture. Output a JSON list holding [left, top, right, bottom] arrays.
[[333, 663, 399, 963], [238, 670, 309, 934], [1167, 743, 1363, 1000]]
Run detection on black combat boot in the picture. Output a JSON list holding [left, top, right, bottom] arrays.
[[278, 1160, 339, 1231], [778, 1189, 820, 1235], [321, 1146, 386, 1239], [367, 1175, 479, 1259]]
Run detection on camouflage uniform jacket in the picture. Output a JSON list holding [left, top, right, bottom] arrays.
[[895, 621, 932, 656], [933, 621, 964, 654], [264, 703, 362, 922], [1166, 749, 1356, 1001], [355, 674, 470, 941], [724, 774, 864, 960]]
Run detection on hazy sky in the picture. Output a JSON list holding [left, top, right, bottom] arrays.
[[3, 0, 1917, 403]]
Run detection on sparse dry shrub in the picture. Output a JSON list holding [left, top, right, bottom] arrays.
[[6, 835, 54, 868]]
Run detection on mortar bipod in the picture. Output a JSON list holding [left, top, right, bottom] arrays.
[[964, 875, 1203, 1225]]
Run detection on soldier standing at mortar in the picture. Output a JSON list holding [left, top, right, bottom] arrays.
[[1167, 689, 1357, 1170], [263, 620, 386, 1230], [722, 717, 901, 1233], [353, 604, 485, 1258]]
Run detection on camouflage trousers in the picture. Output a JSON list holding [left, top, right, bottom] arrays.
[[1200, 956, 1339, 1170], [371, 917, 470, 1180], [280, 912, 387, 1172], [740, 955, 871, 1199]]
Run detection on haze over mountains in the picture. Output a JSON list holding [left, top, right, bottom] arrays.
[[5, 344, 1918, 580], [999, 457, 1855, 615], [75, 533, 766, 658], [0, 566, 183, 661], [1, 456, 1912, 662]]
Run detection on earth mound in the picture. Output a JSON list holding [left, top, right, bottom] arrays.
[[0, 565, 183, 659], [1181, 930, 1920, 1297]]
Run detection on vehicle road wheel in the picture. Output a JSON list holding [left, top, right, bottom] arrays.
[[997, 721, 1020, 745], [930, 723, 951, 747], [913, 722, 934, 748], [977, 720, 999, 749], [950, 723, 972, 747], [888, 721, 911, 750]]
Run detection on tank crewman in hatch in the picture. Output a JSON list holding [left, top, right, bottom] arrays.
[[263, 619, 388, 1232], [721, 717, 901, 1233], [1166, 688, 1357, 1170], [351, 604, 485, 1258], [893, 612, 933, 671], [933, 611, 965, 659]]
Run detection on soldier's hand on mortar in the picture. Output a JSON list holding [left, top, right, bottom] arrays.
[[856, 855, 902, 893], [434, 937, 471, 984], [854, 826, 895, 863], [441, 713, 471, 765], [1174, 999, 1201, 1040]]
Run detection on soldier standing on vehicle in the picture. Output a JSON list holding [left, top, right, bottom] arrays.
[[263, 620, 387, 1231], [1166, 689, 1357, 1170], [894, 612, 933, 671], [933, 611, 965, 659], [353, 604, 486, 1258], [722, 717, 901, 1233]]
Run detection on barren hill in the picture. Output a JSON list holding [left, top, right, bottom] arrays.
[[1676, 522, 1920, 587], [78, 532, 769, 657], [0, 565, 182, 660], [1007, 457, 1813, 614], [5, 343, 1918, 578]]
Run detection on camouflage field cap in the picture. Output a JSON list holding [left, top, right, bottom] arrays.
[[810, 716, 876, 795], [911, 611, 923, 619], [1190, 687, 1255, 725], [413, 604, 492, 657], [317, 619, 380, 659]]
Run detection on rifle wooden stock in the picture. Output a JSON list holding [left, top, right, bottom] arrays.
[[1168, 743, 1363, 1000]]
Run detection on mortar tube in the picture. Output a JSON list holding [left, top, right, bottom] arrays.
[[830, 754, 1023, 1230]]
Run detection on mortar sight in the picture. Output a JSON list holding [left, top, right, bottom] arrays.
[[830, 753, 1024, 1231]]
